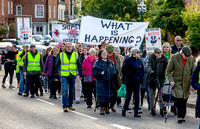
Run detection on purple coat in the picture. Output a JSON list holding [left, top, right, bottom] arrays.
[[44, 55, 54, 76]]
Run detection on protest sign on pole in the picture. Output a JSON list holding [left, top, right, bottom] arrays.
[[145, 28, 162, 53], [19, 28, 32, 46], [52, 24, 80, 43], [78, 16, 149, 48], [15, 15, 32, 39]]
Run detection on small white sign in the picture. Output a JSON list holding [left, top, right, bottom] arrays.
[[145, 28, 162, 53], [20, 29, 32, 46]]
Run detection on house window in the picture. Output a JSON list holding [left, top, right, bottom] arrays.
[[49, 6, 51, 18], [8, 1, 10, 15], [37, 27, 43, 32], [11, 2, 13, 15], [2, 0, 4, 16], [35, 5, 44, 18], [54, 6, 55, 18], [16, 5, 22, 15]]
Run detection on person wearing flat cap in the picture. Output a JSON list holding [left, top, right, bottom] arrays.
[[166, 46, 195, 123], [146, 47, 168, 116], [106, 44, 122, 112], [122, 48, 144, 117], [23, 44, 44, 98]]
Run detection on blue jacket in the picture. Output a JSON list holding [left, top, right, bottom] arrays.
[[191, 61, 200, 118], [122, 57, 144, 87], [92, 59, 118, 103], [171, 44, 183, 54]]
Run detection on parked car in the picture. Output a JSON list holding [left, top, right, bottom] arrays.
[[2, 39, 19, 45], [32, 35, 44, 44], [36, 45, 47, 54], [48, 42, 58, 47], [43, 35, 53, 46]]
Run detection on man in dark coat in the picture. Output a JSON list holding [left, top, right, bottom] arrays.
[[121, 48, 144, 117], [171, 36, 184, 54], [146, 47, 168, 116]]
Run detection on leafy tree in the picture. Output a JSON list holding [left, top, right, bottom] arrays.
[[8, 23, 15, 33], [0, 26, 7, 41], [77, 0, 139, 21], [181, 0, 200, 49], [145, 0, 187, 43]]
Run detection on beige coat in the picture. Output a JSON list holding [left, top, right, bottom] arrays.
[[166, 53, 195, 99]]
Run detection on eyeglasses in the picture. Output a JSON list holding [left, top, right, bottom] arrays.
[[177, 40, 182, 41]]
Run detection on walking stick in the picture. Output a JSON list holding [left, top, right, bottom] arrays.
[[94, 96, 97, 112], [165, 88, 172, 123]]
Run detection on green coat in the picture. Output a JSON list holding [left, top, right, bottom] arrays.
[[113, 52, 122, 90], [166, 53, 195, 99]]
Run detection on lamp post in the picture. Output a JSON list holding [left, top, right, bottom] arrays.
[[137, 0, 147, 52], [137, 0, 147, 22]]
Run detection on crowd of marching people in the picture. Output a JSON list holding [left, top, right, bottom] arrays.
[[1, 36, 200, 125]]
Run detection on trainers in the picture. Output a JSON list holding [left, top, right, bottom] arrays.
[[68, 107, 75, 111], [87, 105, 92, 108], [111, 107, 116, 112], [138, 109, 143, 114], [2, 85, 6, 88], [18, 92, 22, 96], [54, 96, 57, 99], [30, 95, 35, 98], [9, 85, 15, 89], [117, 103, 122, 107], [63, 108, 68, 112], [23, 93, 29, 97]]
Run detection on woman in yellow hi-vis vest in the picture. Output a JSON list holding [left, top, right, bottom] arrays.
[[54, 43, 83, 112], [23, 44, 44, 98], [191, 58, 200, 127]]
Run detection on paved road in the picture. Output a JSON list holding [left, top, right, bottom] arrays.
[[0, 69, 199, 129]]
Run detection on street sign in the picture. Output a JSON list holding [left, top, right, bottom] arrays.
[[145, 28, 162, 53], [19, 28, 32, 46]]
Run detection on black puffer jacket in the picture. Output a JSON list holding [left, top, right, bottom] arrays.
[[92, 59, 118, 103], [146, 53, 168, 89]]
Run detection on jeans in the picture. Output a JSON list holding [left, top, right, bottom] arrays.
[[19, 70, 27, 93], [75, 75, 82, 101], [27, 74, 42, 96], [2, 64, 14, 84], [141, 85, 150, 107], [44, 75, 49, 90], [123, 84, 140, 115], [62, 77, 75, 109]]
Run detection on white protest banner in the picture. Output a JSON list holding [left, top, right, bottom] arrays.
[[79, 16, 149, 48], [20, 28, 32, 46], [145, 28, 162, 53], [52, 24, 80, 43]]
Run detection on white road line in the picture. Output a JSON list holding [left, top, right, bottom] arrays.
[[36, 98, 55, 106], [112, 124, 132, 129], [71, 111, 98, 120]]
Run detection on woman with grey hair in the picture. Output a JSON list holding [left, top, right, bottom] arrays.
[[82, 48, 97, 108], [121, 48, 144, 117]]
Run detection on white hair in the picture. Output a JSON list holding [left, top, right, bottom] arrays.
[[114, 47, 121, 53], [89, 48, 96, 53]]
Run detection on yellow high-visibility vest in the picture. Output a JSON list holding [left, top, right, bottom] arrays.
[[27, 52, 41, 71], [198, 71, 200, 84], [60, 52, 78, 77], [16, 50, 25, 67]]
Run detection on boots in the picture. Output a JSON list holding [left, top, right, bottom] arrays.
[[150, 108, 156, 116], [100, 107, 105, 115], [105, 106, 110, 114]]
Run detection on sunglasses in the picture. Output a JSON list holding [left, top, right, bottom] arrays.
[[177, 40, 182, 41]]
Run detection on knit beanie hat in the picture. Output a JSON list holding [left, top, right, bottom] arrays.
[[131, 48, 140, 56], [106, 44, 114, 52]]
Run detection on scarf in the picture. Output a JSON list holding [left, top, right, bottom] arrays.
[[89, 55, 97, 62]]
